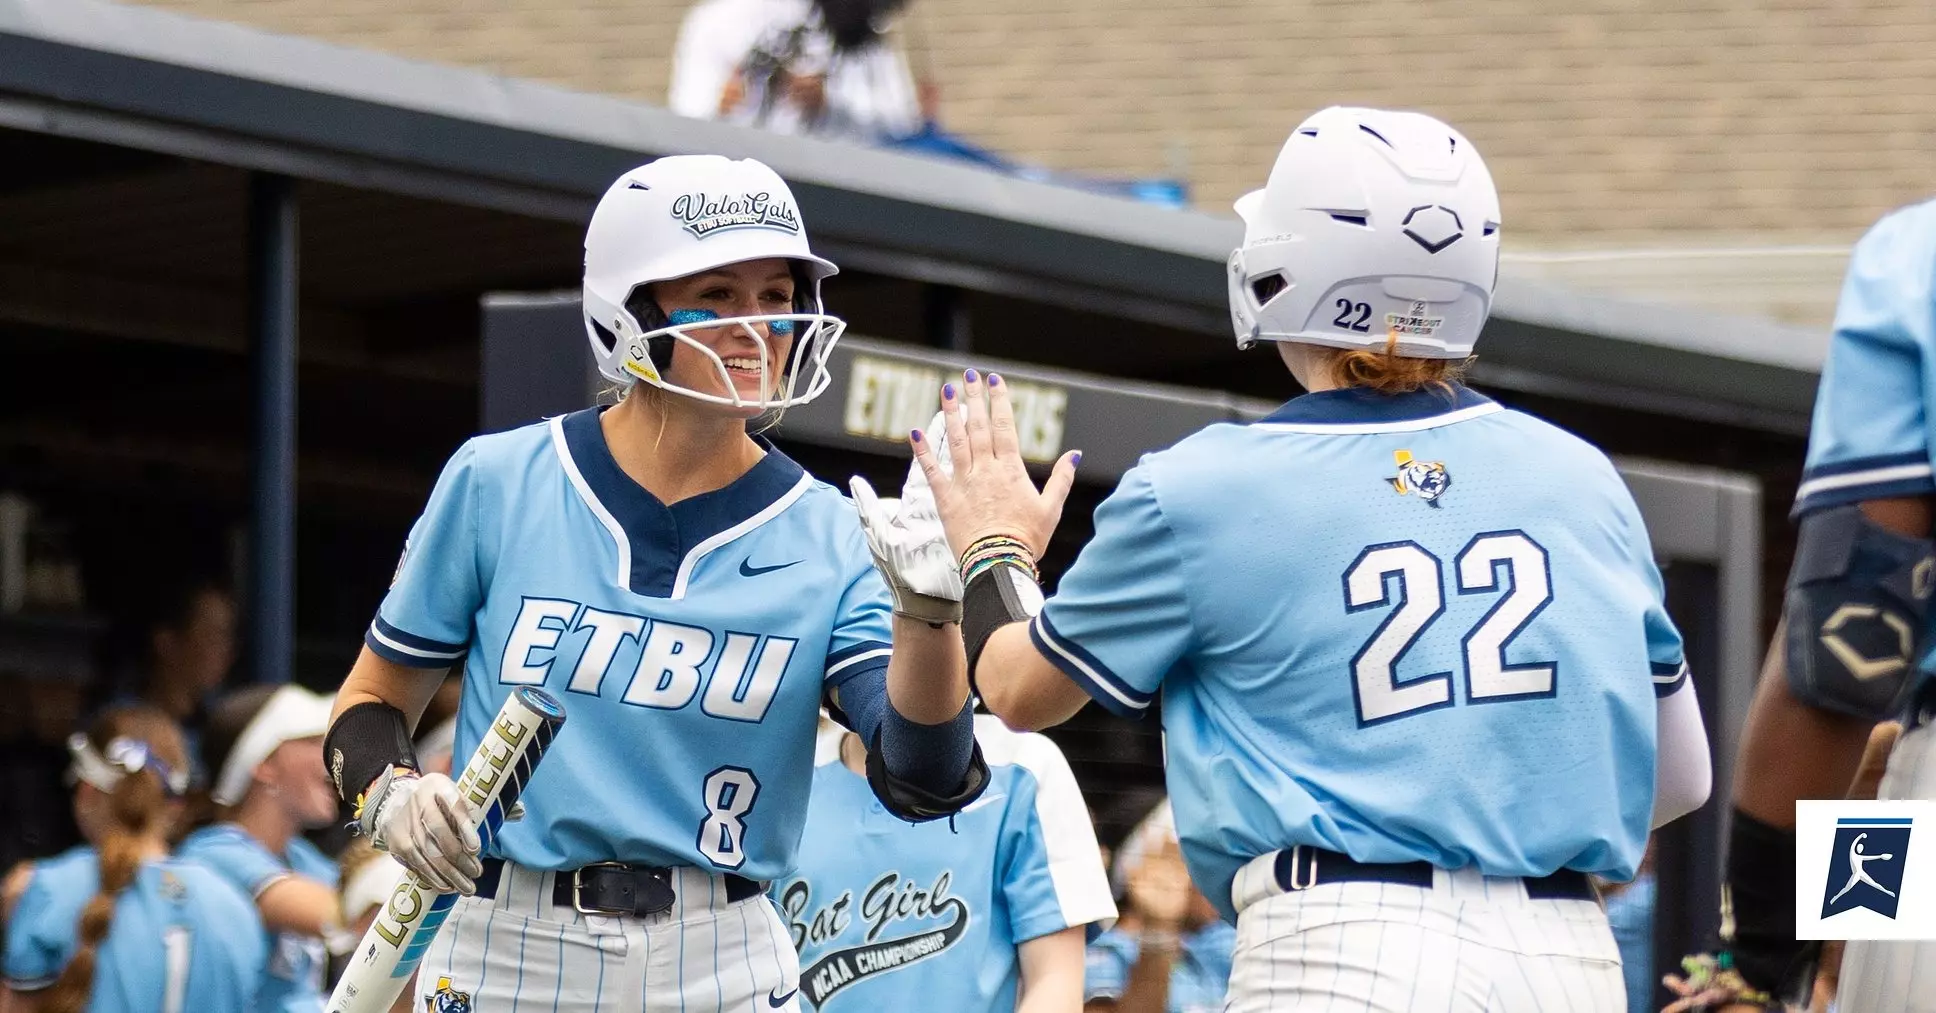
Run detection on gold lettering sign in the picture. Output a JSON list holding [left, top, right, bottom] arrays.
[[842, 356, 1068, 463], [843, 356, 941, 445]]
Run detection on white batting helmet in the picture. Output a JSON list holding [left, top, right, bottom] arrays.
[[1227, 107, 1501, 359], [582, 155, 846, 408]]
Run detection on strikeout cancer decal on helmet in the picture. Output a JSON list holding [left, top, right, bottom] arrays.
[[581, 155, 849, 409], [1227, 107, 1502, 360]]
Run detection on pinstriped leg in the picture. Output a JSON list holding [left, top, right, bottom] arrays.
[[1836, 722, 1936, 1013], [1839, 939, 1936, 1013]]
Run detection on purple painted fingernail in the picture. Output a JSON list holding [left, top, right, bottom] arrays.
[[1072, 451, 1082, 466], [943, 383, 955, 400], [965, 368, 979, 384], [988, 373, 1002, 387], [910, 429, 923, 442]]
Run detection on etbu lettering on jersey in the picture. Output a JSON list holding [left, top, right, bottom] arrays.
[[500, 598, 797, 720], [364, 407, 895, 881]]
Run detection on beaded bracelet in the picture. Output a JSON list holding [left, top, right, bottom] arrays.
[[963, 554, 1037, 588], [959, 535, 1039, 584]]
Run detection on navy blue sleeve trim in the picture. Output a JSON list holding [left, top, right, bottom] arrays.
[[1652, 660, 1689, 698], [1028, 611, 1153, 718], [365, 616, 467, 668], [826, 640, 893, 686], [1793, 452, 1936, 518]]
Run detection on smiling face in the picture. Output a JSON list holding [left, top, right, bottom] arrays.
[[646, 258, 800, 412]]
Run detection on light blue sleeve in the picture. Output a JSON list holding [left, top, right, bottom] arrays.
[[1606, 468, 1688, 697], [1082, 931, 1137, 1003], [1795, 203, 1936, 516], [1642, 562, 1688, 700], [3, 866, 74, 989], [825, 514, 894, 692], [285, 838, 341, 890], [181, 830, 288, 898], [1032, 466, 1193, 717], [364, 441, 483, 667], [995, 733, 1115, 944]]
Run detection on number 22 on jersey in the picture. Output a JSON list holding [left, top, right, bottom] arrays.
[[1342, 530, 1553, 726]]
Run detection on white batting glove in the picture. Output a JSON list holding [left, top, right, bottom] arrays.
[[366, 772, 483, 895], [850, 412, 963, 625]]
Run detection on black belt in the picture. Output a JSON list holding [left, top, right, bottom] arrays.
[[475, 858, 765, 916], [1274, 846, 1598, 902]]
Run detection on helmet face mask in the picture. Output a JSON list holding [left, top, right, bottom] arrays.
[[605, 307, 846, 412], [582, 155, 847, 411], [1227, 107, 1501, 360]]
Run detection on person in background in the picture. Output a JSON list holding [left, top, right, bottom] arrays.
[[1, 706, 264, 1013], [1598, 841, 1655, 1013], [1084, 802, 1232, 1013], [177, 685, 341, 1013], [118, 574, 236, 786], [669, 0, 930, 142], [776, 711, 1111, 1011]]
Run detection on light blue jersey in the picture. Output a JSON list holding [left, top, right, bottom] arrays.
[[1033, 385, 1683, 921], [1794, 199, 1936, 685], [4, 847, 265, 1013], [176, 824, 337, 1013], [1084, 922, 1235, 1013], [774, 717, 1114, 1011], [365, 407, 894, 880]]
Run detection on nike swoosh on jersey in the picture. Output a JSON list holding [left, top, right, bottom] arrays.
[[959, 791, 1007, 814], [740, 558, 802, 577], [768, 986, 799, 1007]]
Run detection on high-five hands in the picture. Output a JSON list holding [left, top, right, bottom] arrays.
[[910, 369, 1082, 560]]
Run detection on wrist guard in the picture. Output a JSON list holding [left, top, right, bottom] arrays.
[[324, 701, 420, 808], [1720, 807, 1816, 1002], [962, 563, 1043, 692]]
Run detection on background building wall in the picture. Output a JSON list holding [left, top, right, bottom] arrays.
[[117, 0, 1936, 322]]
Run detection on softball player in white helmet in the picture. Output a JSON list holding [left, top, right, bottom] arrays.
[[882, 107, 1715, 1011], [324, 154, 985, 1013]]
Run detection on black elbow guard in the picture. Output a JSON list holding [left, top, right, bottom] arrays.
[[1783, 503, 1936, 720], [865, 730, 990, 823], [323, 701, 419, 807]]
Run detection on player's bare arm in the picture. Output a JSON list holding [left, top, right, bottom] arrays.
[[0, 985, 41, 1013], [255, 875, 346, 937], [1013, 925, 1086, 1013], [880, 615, 970, 724], [331, 646, 452, 729], [978, 623, 1089, 730]]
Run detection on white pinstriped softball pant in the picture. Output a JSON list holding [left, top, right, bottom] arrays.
[[1837, 719, 1936, 1013], [414, 861, 801, 1013], [1223, 854, 1624, 1012]]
